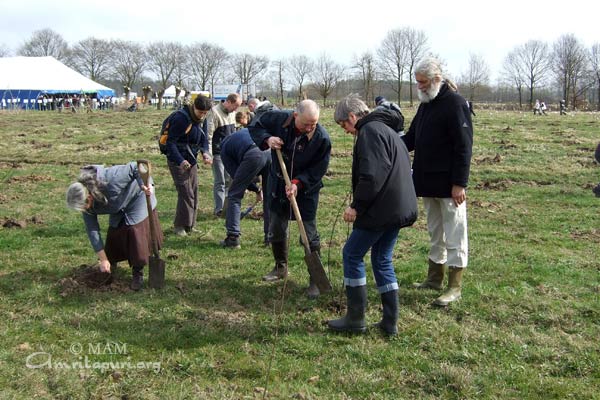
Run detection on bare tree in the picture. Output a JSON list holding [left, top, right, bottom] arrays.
[[272, 59, 286, 106], [460, 53, 490, 102], [17, 28, 70, 62], [515, 40, 551, 107], [289, 55, 313, 100], [111, 40, 146, 101], [0, 43, 11, 57], [377, 29, 408, 104], [590, 43, 600, 111], [70, 37, 113, 82], [403, 27, 429, 105], [502, 49, 527, 108], [146, 41, 185, 109], [312, 53, 345, 106], [188, 42, 228, 91], [172, 48, 191, 97], [230, 53, 269, 85], [552, 34, 590, 109], [353, 52, 376, 105]]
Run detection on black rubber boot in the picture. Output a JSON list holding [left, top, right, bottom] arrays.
[[328, 285, 367, 333], [305, 244, 321, 299], [376, 290, 398, 336], [262, 241, 288, 282], [130, 265, 144, 291]]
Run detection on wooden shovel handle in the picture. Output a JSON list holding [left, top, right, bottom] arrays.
[[137, 160, 159, 257], [275, 149, 311, 254]]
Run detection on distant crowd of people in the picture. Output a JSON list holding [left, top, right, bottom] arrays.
[[0, 94, 117, 111]]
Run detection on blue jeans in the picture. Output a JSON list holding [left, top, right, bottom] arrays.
[[343, 226, 401, 293], [212, 155, 231, 215], [222, 147, 270, 237]]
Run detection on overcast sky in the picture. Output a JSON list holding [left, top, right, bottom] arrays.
[[1, 0, 598, 82]]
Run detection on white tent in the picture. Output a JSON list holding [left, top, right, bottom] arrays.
[[163, 85, 186, 98], [0, 56, 115, 108]]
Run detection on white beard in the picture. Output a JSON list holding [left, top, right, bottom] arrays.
[[417, 80, 442, 103]]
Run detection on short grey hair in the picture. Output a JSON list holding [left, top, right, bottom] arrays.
[[66, 182, 89, 212], [296, 99, 320, 117], [334, 94, 370, 124]]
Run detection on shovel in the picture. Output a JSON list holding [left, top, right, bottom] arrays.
[[275, 149, 332, 293], [137, 160, 166, 289]]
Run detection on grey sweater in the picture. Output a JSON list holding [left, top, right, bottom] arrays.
[[82, 162, 157, 252]]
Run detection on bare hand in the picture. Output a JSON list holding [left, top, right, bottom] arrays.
[[256, 190, 263, 203], [180, 160, 191, 170], [98, 259, 111, 273], [141, 184, 153, 196], [202, 153, 213, 166], [267, 136, 283, 149], [285, 183, 297, 199], [343, 206, 357, 223], [452, 185, 466, 207]]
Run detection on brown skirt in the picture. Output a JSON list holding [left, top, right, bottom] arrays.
[[105, 209, 163, 267]]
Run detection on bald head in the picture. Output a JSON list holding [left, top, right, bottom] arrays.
[[294, 100, 320, 134]]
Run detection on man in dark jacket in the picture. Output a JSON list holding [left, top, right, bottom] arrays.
[[164, 95, 213, 236], [219, 128, 271, 248], [402, 57, 473, 307], [328, 94, 417, 335], [248, 100, 331, 298]]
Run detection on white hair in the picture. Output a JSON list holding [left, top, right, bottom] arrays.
[[66, 182, 89, 212]]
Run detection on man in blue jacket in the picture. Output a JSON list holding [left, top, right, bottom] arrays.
[[249, 100, 331, 298], [219, 128, 271, 248], [402, 57, 473, 307], [164, 95, 213, 236]]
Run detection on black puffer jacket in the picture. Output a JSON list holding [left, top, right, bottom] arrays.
[[351, 109, 418, 231]]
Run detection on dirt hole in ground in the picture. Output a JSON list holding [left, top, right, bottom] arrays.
[[58, 264, 130, 296]]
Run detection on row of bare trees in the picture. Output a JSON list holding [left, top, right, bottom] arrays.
[[2, 28, 600, 110], [502, 35, 600, 109]]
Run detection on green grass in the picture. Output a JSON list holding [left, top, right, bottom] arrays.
[[1, 106, 599, 399]]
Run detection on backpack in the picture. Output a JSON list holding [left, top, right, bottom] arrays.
[[158, 108, 193, 155]]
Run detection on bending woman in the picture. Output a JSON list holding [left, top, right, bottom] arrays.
[[66, 162, 163, 290]]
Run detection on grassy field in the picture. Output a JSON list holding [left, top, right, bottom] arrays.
[[0, 105, 599, 399]]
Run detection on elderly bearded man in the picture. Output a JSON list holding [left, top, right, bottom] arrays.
[[402, 57, 473, 306]]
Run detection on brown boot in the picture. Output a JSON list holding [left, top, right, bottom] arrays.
[[130, 265, 144, 291], [412, 259, 445, 290], [434, 266, 464, 306], [262, 241, 288, 282]]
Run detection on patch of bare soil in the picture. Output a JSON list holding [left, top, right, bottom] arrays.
[[7, 174, 55, 183], [470, 200, 502, 213], [474, 179, 512, 191], [570, 229, 600, 243], [58, 264, 130, 297], [473, 153, 503, 165], [331, 149, 353, 158], [2, 216, 44, 228]]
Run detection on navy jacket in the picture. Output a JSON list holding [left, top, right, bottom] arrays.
[[165, 106, 209, 166], [352, 110, 417, 231], [220, 129, 269, 193], [402, 83, 473, 198], [249, 110, 331, 220]]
